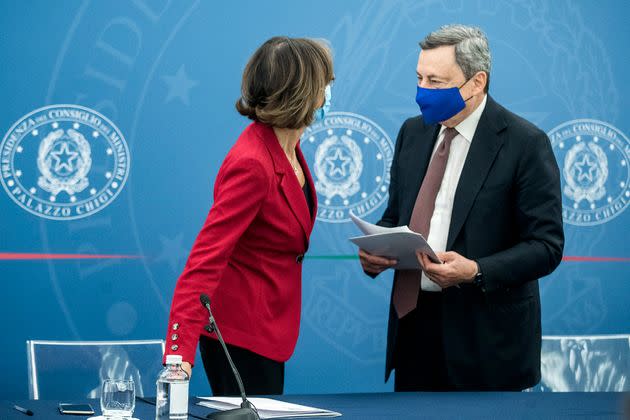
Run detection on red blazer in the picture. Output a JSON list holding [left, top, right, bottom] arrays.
[[164, 121, 317, 365]]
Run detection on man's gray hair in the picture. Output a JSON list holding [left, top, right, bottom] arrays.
[[420, 24, 491, 92]]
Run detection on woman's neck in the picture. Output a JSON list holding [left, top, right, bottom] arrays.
[[273, 127, 304, 156]]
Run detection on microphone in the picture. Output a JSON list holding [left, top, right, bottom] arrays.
[[199, 294, 259, 420], [200, 294, 215, 333]]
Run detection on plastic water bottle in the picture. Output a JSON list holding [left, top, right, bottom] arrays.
[[156, 354, 190, 419]]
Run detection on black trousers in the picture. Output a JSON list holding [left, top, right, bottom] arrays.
[[394, 290, 455, 391], [199, 335, 284, 396]]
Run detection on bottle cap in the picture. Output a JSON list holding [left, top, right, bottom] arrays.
[[166, 354, 183, 365]]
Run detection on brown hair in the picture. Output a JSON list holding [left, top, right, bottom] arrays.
[[236, 36, 334, 129]]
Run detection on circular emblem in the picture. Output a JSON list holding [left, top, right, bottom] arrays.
[[549, 119, 629, 226], [301, 112, 394, 223], [1, 104, 130, 220]]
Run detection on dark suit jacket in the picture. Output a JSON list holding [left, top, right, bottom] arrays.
[[376, 96, 564, 390]]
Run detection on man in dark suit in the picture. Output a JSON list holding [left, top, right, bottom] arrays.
[[359, 25, 564, 391]]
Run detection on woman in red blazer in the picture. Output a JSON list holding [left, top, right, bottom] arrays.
[[163, 37, 334, 395]]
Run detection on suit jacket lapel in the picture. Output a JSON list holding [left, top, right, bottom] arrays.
[[279, 172, 312, 242], [446, 96, 507, 249], [297, 144, 317, 227], [255, 122, 312, 242]]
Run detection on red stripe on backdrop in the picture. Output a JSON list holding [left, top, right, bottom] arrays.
[[561, 256, 630, 262], [0, 253, 143, 260]]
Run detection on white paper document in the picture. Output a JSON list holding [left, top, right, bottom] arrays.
[[349, 212, 441, 269], [197, 397, 341, 419]]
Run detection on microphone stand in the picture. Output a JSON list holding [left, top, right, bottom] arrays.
[[200, 294, 259, 420]]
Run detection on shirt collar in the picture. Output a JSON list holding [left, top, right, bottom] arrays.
[[440, 94, 487, 143]]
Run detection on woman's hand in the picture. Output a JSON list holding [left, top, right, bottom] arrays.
[[182, 361, 192, 378]]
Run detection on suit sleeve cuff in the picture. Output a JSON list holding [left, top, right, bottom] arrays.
[[163, 321, 200, 367], [476, 257, 500, 293]]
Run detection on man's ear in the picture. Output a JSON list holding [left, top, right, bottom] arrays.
[[473, 71, 488, 94]]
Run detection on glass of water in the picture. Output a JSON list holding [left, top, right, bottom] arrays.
[[101, 379, 135, 419]]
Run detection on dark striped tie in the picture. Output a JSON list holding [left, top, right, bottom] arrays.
[[392, 127, 458, 318]]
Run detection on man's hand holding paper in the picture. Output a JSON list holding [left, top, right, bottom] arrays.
[[349, 212, 441, 271], [418, 251, 478, 288], [359, 249, 398, 275]]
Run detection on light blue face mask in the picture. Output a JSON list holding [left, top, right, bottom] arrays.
[[314, 84, 332, 121]]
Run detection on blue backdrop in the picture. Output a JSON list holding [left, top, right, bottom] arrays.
[[1, 0, 629, 399]]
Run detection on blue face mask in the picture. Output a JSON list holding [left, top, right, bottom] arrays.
[[314, 84, 332, 121], [415, 79, 471, 125]]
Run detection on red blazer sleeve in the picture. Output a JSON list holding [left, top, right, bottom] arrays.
[[164, 155, 270, 364]]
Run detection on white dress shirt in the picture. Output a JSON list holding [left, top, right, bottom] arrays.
[[421, 95, 488, 292]]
